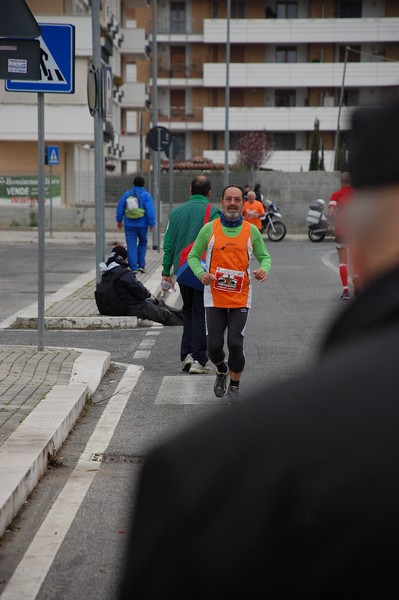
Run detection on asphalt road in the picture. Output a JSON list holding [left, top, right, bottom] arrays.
[[0, 237, 343, 600], [0, 242, 96, 319]]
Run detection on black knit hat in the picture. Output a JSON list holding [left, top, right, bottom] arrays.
[[349, 98, 399, 189], [109, 245, 128, 261]]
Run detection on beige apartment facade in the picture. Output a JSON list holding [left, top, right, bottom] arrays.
[[0, 0, 149, 210], [140, 0, 399, 172]]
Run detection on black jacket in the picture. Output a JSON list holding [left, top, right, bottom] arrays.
[[101, 262, 149, 316], [119, 267, 399, 599]]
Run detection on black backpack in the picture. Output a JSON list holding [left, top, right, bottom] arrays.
[[94, 268, 129, 316]]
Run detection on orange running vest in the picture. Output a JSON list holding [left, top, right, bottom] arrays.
[[205, 219, 253, 308]]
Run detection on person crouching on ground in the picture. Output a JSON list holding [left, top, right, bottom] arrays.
[[95, 245, 183, 326]]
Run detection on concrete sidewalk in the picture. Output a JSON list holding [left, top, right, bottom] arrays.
[[0, 345, 110, 537]]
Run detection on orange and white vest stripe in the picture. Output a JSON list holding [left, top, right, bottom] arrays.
[[204, 219, 254, 309]]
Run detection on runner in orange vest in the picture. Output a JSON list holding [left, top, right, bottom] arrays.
[[188, 185, 272, 404]]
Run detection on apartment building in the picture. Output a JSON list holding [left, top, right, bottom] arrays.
[[0, 0, 149, 207], [143, 0, 399, 172]]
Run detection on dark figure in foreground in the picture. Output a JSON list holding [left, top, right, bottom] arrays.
[[119, 100, 399, 598], [95, 245, 183, 326]]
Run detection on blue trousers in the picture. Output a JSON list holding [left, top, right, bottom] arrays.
[[125, 227, 148, 271]]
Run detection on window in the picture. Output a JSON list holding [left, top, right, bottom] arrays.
[[125, 111, 137, 133], [170, 46, 186, 77], [276, 46, 297, 63], [230, 89, 245, 106], [339, 45, 360, 62], [211, 0, 219, 18], [343, 88, 360, 106], [211, 133, 218, 150], [232, 1, 245, 18], [170, 89, 186, 116], [271, 133, 296, 150], [275, 89, 296, 107], [125, 63, 137, 82], [276, 2, 298, 18], [231, 45, 245, 63], [173, 133, 186, 160], [170, 2, 186, 34], [339, 1, 362, 18]]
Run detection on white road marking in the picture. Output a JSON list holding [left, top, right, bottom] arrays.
[[146, 331, 161, 336], [322, 249, 339, 274], [133, 350, 151, 359], [155, 375, 219, 405], [0, 364, 143, 600], [139, 339, 156, 348]]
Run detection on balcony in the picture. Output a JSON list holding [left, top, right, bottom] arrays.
[[159, 106, 203, 130], [123, 0, 149, 6], [203, 150, 336, 172], [121, 135, 141, 160], [203, 62, 399, 88], [120, 83, 149, 109], [150, 18, 203, 42], [120, 27, 148, 59], [204, 18, 399, 44], [158, 63, 203, 79], [203, 106, 353, 132], [37, 15, 92, 56]]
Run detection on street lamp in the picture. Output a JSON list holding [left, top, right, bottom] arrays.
[[224, 0, 231, 187]]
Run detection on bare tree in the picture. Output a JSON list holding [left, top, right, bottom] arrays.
[[235, 131, 272, 186]]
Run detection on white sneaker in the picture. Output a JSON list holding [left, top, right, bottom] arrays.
[[182, 354, 193, 372], [189, 360, 213, 375]]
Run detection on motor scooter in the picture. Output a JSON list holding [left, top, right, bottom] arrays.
[[306, 198, 334, 242], [260, 199, 287, 242]]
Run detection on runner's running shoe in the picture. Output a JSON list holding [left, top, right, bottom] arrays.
[[189, 360, 213, 374], [182, 354, 193, 372], [227, 385, 242, 405], [340, 290, 350, 300], [214, 370, 228, 397]]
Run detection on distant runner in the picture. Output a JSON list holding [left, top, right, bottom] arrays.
[[328, 171, 355, 300], [188, 185, 271, 404]]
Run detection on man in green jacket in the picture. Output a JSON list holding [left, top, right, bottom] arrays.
[[162, 176, 219, 374]]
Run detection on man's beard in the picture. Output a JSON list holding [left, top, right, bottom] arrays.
[[223, 208, 240, 220]]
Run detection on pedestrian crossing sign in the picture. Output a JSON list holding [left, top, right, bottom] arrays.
[[47, 146, 59, 165], [5, 23, 75, 94]]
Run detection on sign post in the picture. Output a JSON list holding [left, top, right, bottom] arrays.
[[165, 137, 180, 212], [6, 23, 75, 351], [46, 145, 59, 238], [146, 126, 172, 251]]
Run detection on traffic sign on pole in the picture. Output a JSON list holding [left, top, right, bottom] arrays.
[[46, 145, 59, 165], [5, 23, 75, 94]]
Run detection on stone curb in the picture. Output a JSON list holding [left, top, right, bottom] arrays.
[[0, 348, 110, 537], [2, 266, 164, 331]]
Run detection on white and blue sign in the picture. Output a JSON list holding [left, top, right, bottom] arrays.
[[5, 23, 75, 94], [47, 146, 59, 165]]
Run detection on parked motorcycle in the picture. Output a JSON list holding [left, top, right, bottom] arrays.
[[261, 200, 287, 242], [306, 198, 334, 242]]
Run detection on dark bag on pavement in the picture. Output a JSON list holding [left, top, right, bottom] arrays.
[[95, 268, 129, 316], [176, 204, 212, 291]]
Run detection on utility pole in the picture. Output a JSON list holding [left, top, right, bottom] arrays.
[[151, 0, 160, 250], [224, 0, 231, 187], [91, 0, 105, 282], [333, 45, 349, 171]]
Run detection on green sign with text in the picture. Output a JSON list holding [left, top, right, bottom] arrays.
[[0, 175, 61, 206]]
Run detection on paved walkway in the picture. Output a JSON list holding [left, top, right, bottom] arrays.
[[0, 346, 80, 448]]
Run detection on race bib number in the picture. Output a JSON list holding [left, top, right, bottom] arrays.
[[214, 267, 245, 293]]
